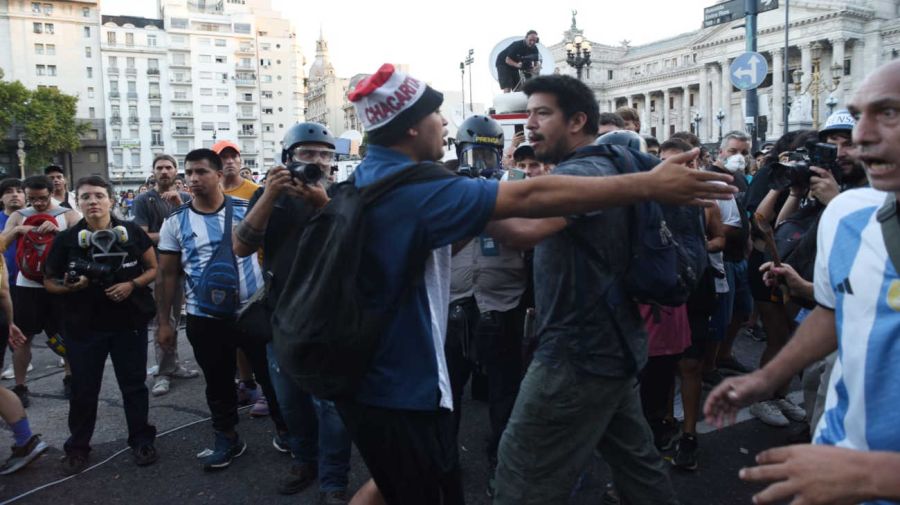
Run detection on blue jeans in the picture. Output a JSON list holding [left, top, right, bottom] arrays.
[[710, 260, 753, 341], [267, 344, 351, 491]]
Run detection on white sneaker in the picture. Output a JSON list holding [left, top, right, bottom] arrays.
[[151, 376, 171, 396], [750, 401, 790, 427], [57, 357, 65, 368], [772, 398, 807, 422], [1, 364, 32, 380]]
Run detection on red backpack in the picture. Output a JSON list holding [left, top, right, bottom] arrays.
[[15, 209, 66, 282]]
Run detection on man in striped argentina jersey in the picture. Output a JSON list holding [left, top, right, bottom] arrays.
[[156, 148, 289, 472], [705, 61, 900, 504]]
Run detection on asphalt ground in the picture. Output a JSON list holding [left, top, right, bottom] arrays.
[[0, 328, 806, 505]]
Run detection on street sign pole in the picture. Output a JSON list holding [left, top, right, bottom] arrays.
[[745, 0, 759, 151]]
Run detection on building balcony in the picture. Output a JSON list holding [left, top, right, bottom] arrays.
[[170, 78, 192, 85], [172, 128, 194, 136], [235, 63, 255, 71], [237, 130, 256, 137], [171, 95, 192, 102], [237, 112, 256, 120], [127, 92, 138, 100], [236, 45, 255, 55], [235, 78, 255, 87], [125, 67, 137, 77], [107, 67, 119, 75], [148, 93, 162, 100], [110, 139, 140, 149], [149, 116, 163, 124], [147, 68, 160, 76], [151, 139, 164, 148], [170, 61, 191, 68], [108, 91, 120, 99], [171, 111, 193, 118], [110, 115, 122, 125], [128, 117, 139, 126]]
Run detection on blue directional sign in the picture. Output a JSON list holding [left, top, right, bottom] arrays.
[[730, 51, 768, 91]]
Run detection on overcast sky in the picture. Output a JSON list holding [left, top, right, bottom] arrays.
[[104, 0, 717, 104]]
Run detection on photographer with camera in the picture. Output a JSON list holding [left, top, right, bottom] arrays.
[[42, 176, 159, 475], [496, 30, 541, 93], [232, 123, 351, 503]]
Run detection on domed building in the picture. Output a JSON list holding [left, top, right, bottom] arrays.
[[305, 30, 348, 135]]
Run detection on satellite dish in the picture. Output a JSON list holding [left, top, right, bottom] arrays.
[[488, 36, 556, 82]]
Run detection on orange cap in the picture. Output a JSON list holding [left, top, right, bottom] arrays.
[[211, 140, 240, 155]]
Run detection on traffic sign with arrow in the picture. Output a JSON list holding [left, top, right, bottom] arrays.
[[730, 51, 769, 90]]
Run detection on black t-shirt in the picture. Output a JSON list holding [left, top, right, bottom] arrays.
[[247, 188, 315, 306], [496, 40, 540, 70], [45, 219, 154, 332], [132, 189, 192, 234]]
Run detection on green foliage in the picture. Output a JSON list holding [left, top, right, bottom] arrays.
[[0, 70, 86, 174]]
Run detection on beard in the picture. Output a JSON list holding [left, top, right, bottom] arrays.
[[532, 135, 569, 164], [842, 162, 867, 186]]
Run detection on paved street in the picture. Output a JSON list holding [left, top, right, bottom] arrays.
[[0, 329, 804, 505]]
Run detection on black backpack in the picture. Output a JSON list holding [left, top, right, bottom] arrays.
[[568, 144, 709, 307], [272, 163, 456, 400]]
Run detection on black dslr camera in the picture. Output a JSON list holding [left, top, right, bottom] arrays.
[[286, 162, 338, 184], [67, 258, 114, 285], [769, 141, 840, 191]]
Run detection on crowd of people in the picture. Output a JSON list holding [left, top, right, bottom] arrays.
[[0, 58, 898, 505]]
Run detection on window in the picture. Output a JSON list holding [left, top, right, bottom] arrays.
[[844, 58, 852, 76], [150, 105, 160, 117], [89, 152, 99, 163], [42, 3, 52, 15], [45, 23, 54, 34], [85, 46, 91, 58], [33, 23, 42, 34], [148, 58, 159, 70], [111, 105, 120, 116], [45, 44, 55, 55], [32, 2, 41, 13], [200, 71, 213, 80], [242, 93, 252, 101], [172, 54, 186, 66], [170, 35, 185, 45], [88, 107, 95, 118], [650, 100, 656, 112], [149, 83, 160, 95], [126, 57, 135, 68], [216, 88, 228, 97], [239, 57, 252, 67], [261, 90, 272, 99], [125, 33, 134, 46], [240, 105, 252, 115], [201, 105, 214, 113], [127, 81, 136, 92], [220, 72, 228, 81], [259, 58, 271, 67], [260, 43, 270, 50], [110, 79, 118, 90], [261, 75, 272, 83], [151, 132, 162, 145], [199, 54, 212, 63], [262, 107, 273, 114], [217, 122, 230, 130], [147, 34, 157, 47], [200, 88, 213, 96], [215, 56, 226, 64], [129, 105, 137, 116], [88, 87, 94, 98], [689, 94, 694, 107], [263, 123, 273, 132], [608, 70, 614, 80], [198, 37, 210, 46], [107, 32, 116, 45], [113, 152, 123, 166], [84, 26, 90, 38], [36, 65, 46, 76], [35, 43, 44, 54], [170, 18, 188, 29], [131, 152, 140, 167], [109, 56, 117, 67], [46, 65, 56, 76], [83, 7, 90, 17], [86, 67, 93, 78], [217, 105, 229, 113], [234, 23, 251, 34], [201, 122, 214, 131], [214, 39, 226, 47], [176, 140, 189, 154]]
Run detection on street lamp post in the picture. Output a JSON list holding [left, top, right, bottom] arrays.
[[716, 108, 726, 142], [459, 62, 466, 120], [565, 35, 592, 81], [792, 41, 843, 128], [465, 49, 474, 113], [825, 94, 839, 117], [16, 138, 25, 179], [693, 112, 702, 138]]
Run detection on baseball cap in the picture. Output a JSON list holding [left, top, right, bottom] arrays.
[[819, 109, 855, 141], [211, 140, 241, 156], [513, 143, 535, 161]]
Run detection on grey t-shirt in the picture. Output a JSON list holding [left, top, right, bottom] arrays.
[[532, 154, 647, 378], [132, 189, 191, 234]]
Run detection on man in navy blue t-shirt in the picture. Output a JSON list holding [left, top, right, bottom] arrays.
[[341, 65, 734, 504]]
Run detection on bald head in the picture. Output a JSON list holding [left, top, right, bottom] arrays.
[[848, 60, 900, 194]]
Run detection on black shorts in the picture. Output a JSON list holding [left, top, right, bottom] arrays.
[[683, 310, 712, 360], [336, 400, 464, 505], [497, 65, 520, 90], [13, 286, 62, 337]]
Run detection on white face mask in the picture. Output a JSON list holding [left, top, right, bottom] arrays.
[[724, 154, 746, 173]]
